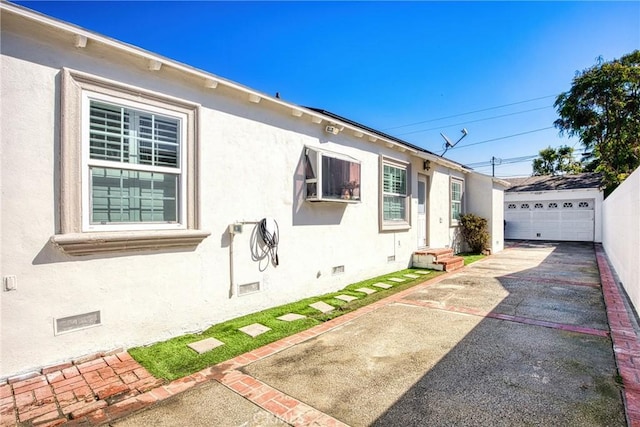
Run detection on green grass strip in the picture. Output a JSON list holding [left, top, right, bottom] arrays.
[[459, 252, 486, 265], [130, 255, 483, 381]]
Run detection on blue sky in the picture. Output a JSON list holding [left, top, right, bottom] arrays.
[[17, 1, 640, 177]]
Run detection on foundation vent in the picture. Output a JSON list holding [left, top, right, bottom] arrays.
[[332, 265, 345, 275], [387, 255, 396, 262], [238, 282, 261, 296], [54, 311, 101, 335]]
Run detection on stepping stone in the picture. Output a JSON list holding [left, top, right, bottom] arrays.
[[335, 294, 358, 302], [309, 301, 335, 313], [276, 313, 307, 322], [414, 270, 430, 275], [239, 323, 271, 338], [356, 287, 377, 295], [372, 282, 392, 289], [388, 278, 406, 283], [404, 274, 420, 279], [187, 337, 224, 354]]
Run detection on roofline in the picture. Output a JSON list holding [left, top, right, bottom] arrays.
[[306, 108, 473, 172], [1, 1, 475, 174], [492, 177, 512, 188]]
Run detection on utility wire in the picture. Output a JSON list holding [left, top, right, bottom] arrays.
[[466, 154, 538, 168], [383, 94, 558, 131], [442, 126, 555, 154], [396, 106, 552, 136]]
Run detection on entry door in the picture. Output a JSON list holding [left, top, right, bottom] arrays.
[[417, 174, 428, 248]]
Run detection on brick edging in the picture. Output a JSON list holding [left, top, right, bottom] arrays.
[[595, 243, 640, 426], [0, 269, 456, 426]]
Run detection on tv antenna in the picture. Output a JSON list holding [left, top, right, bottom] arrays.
[[440, 128, 468, 157]]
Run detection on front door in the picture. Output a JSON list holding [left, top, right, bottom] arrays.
[[417, 174, 428, 248]]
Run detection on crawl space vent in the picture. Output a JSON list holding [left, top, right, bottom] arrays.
[[238, 282, 261, 296], [332, 265, 345, 275], [54, 311, 101, 335]]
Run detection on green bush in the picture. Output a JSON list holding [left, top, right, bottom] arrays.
[[459, 213, 489, 254]]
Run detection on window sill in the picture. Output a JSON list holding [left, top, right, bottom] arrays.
[[50, 229, 211, 256], [307, 198, 361, 204], [380, 222, 411, 232]]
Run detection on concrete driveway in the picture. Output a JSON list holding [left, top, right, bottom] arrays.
[[115, 242, 626, 426]]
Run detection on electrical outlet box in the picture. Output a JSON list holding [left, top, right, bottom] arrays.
[[228, 223, 243, 234]]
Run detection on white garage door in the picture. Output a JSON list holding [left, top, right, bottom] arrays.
[[505, 199, 595, 242]]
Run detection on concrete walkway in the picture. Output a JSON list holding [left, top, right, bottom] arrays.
[[2, 242, 639, 426]]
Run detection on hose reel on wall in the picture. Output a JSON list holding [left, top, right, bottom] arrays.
[[251, 217, 279, 269]]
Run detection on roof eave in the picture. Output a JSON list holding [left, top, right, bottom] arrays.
[[1, 1, 475, 173]]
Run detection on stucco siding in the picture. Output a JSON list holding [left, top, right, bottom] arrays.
[[0, 9, 504, 377], [1, 25, 418, 376], [602, 167, 640, 314], [466, 174, 505, 254]]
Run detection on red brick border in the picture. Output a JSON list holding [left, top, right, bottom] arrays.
[[6, 247, 637, 427], [0, 271, 452, 426], [399, 298, 611, 338], [0, 352, 162, 427], [595, 243, 640, 427], [217, 370, 348, 426]]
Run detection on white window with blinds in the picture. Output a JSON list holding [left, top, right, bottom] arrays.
[[450, 178, 464, 225], [82, 92, 187, 231], [380, 157, 410, 231]]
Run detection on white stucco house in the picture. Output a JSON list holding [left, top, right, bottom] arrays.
[[504, 173, 604, 242], [0, 2, 508, 378]]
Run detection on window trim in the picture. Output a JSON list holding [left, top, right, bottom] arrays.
[[379, 156, 411, 232], [82, 91, 188, 231], [450, 177, 465, 226], [51, 68, 209, 255]]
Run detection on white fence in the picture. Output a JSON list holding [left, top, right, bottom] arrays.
[[602, 166, 640, 314]]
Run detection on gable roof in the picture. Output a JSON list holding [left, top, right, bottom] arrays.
[[506, 173, 603, 192]]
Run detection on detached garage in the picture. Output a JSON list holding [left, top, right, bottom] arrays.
[[504, 173, 603, 242]]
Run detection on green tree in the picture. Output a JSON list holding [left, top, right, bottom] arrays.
[[554, 50, 640, 191], [532, 145, 582, 176]]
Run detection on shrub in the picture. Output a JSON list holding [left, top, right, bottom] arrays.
[[459, 213, 489, 254]]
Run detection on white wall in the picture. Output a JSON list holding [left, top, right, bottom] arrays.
[[466, 173, 505, 254], [602, 167, 640, 314], [0, 11, 502, 377], [426, 164, 457, 249]]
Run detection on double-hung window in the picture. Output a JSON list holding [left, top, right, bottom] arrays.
[[450, 178, 464, 225], [83, 94, 186, 230], [52, 68, 209, 255], [380, 157, 410, 231]]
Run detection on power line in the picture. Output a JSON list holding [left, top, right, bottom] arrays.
[[466, 154, 538, 168], [396, 106, 552, 136], [383, 94, 558, 131], [442, 126, 555, 153], [498, 174, 533, 178]]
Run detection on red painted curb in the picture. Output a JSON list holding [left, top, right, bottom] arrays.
[[595, 244, 640, 427]]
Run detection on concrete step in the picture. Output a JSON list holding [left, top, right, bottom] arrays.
[[437, 255, 465, 272], [412, 248, 463, 271], [415, 248, 454, 260]]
